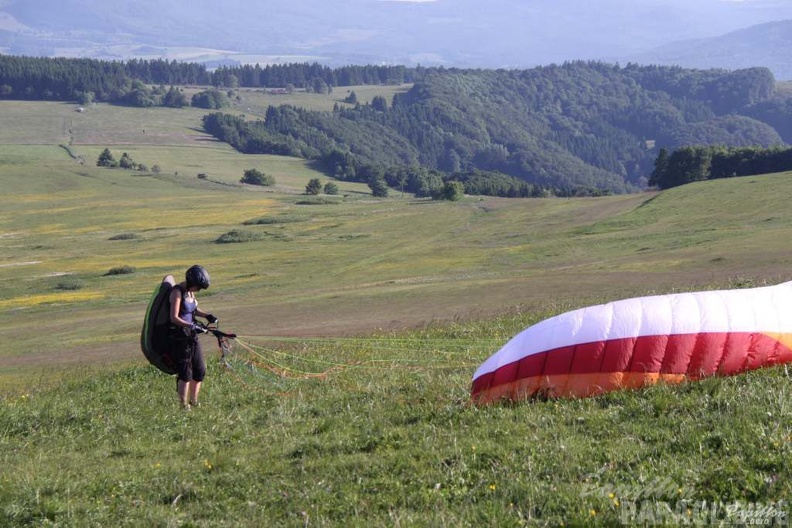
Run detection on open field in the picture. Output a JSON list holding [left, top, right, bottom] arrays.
[[1, 99, 792, 525], [3, 100, 792, 383]]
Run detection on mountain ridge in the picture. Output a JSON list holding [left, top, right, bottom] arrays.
[[3, 0, 792, 71], [631, 19, 792, 81]]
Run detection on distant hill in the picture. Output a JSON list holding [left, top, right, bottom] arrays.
[[3, 52, 790, 195], [4, 0, 792, 68], [632, 20, 792, 81], [203, 63, 788, 195]]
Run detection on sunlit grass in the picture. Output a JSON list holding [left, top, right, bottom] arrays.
[[0, 314, 789, 525], [0, 291, 105, 310]]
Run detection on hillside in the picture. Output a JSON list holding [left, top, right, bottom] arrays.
[[205, 63, 788, 194], [633, 19, 792, 81], [5, 56, 792, 194], [4, 99, 792, 388]]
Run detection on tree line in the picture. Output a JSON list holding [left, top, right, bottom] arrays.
[[0, 55, 421, 105], [650, 145, 792, 189]]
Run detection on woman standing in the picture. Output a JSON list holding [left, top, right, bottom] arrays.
[[169, 265, 217, 411]]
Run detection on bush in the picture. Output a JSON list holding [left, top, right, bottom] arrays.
[[241, 169, 276, 186], [435, 181, 465, 201], [55, 277, 84, 290], [108, 233, 139, 241], [324, 182, 339, 195], [216, 229, 264, 244], [296, 198, 341, 205], [118, 153, 137, 170], [368, 177, 389, 197], [305, 178, 323, 195], [243, 215, 305, 225], [191, 90, 230, 109], [105, 265, 136, 276], [197, 173, 208, 180]]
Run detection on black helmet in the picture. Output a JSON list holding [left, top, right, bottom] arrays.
[[185, 265, 210, 290]]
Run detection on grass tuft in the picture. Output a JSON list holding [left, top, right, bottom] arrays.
[[54, 276, 84, 290]]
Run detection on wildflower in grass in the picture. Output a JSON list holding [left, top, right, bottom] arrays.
[[590, 509, 597, 516], [489, 484, 496, 491], [204, 459, 213, 470]]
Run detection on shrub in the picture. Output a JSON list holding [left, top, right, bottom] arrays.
[[241, 169, 276, 186], [191, 90, 230, 109], [216, 229, 264, 244], [118, 153, 137, 170], [305, 178, 323, 195], [55, 277, 84, 290], [105, 265, 136, 276], [296, 198, 341, 205], [368, 177, 389, 197], [108, 233, 139, 241], [324, 182, 339, 195], [243, 215, 305, 225], [439, 181, 465, 201]]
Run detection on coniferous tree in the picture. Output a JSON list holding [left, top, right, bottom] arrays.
[[305, 178, 323, 195], [97, 148, 116, 167]]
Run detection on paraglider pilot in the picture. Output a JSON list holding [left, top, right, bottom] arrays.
[[169, 265, 218, 411]]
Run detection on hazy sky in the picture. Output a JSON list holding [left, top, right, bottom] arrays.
[[3, 0, 792, 69]]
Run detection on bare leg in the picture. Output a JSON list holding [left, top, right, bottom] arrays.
[[177, 379, 190, 408], [189, 381, 202, 406]]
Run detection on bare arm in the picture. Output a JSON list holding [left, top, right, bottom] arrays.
[[169, 289, 193, 328]]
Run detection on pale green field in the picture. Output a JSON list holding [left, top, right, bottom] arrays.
[[2, 99, 792, 388], [234, 83, 413, 115]]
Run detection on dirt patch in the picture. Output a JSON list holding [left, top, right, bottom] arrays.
[[0, 261, 42, 268]]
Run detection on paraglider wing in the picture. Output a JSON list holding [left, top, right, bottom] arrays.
[[471, 281, 792, 403], [141, 274, 177, 375]]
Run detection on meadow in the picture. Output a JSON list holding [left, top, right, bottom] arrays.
[[1, 96, 791, 525]]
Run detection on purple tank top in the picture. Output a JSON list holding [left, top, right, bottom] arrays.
[[175, 285, 197, 323]]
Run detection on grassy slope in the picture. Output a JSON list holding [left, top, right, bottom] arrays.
[[1, 98, 792, 525], [1, 323, 790, 526]]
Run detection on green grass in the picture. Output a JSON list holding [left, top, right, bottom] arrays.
[[1, 317, 790, 526], [2, 99, 792, 525]]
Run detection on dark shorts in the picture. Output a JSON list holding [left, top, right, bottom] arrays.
[[169, 327, 206, 382]]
